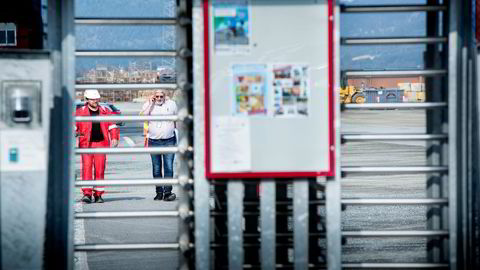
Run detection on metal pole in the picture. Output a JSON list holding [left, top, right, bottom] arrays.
[[425, 0, 447, 263], [177, 0, 193, 269], [261, 180, 276, 270], [228, 181, 244, 270], [44, 0, 75, 269], [192, 0, 210, 268], [326, 2, 342, 269], [294, 180, 309, 270], [448, 0, 460, 268]]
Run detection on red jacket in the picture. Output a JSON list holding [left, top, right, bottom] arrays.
[[75, 104, 120, 148]]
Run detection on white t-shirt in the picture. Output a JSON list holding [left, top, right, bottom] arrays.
[[142, 99, 177, 139]]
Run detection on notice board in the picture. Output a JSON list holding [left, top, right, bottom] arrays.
[[204, 0, 336, 178]]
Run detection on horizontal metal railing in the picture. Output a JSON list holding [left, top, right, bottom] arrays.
[[76, 50, 177, 57], [341, 37, 447, 45], [344, 69, 447, 77], [75, 146, 192, 154], [340, 5, 447, 13], [75, 243, 181, 251], [342, 166, 448, 174], [342, 198, 448, 205], [342, 263, 448, 269], [75, 211, 183, 218], [74, 178, 192, 187], [342, 134, 448, 141], [75, 115, 184, 122], [75, 18, 177, 25], [231, 198, 449, 206], [342, 230, 449, 237], [75, 83, 177, 90], [210, 263, 448, 269], [343, 102, 447, 110]]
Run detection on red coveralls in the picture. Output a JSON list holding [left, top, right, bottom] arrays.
[[75, 104, 120, 197]]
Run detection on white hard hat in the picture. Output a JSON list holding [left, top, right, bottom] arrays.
[[84, 89, 101, 99]]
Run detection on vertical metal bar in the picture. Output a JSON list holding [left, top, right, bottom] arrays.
[[228, 181, 244, 270], [327, 2, 342, 269], [176, 1, 192, 269], [448, 0, 459, 268], [473, 49, 480, 269], [261, 180, 276, 270], [192, 0, 210, 269], [44, 1, 75, 269], [461, 46, 469, 268], [425, 0, 447, 263], [293, 180, 309, 270]]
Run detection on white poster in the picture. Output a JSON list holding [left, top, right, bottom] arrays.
[[211, 116, 251, 172]]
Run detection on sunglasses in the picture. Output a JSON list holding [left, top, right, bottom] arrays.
[[155, 95, 165, 98]]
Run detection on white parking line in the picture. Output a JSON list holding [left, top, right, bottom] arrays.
[[74, 202, 89, 270], [123, 136, 136, 147]]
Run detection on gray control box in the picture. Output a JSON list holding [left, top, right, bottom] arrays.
[[0, 52, 51, 270]]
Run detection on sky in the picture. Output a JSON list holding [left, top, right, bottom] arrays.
[[74, 0, 430, 73]]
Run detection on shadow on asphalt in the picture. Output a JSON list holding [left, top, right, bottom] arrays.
[[103, 196, 146, 202]]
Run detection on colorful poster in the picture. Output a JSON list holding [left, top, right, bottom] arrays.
[[212, 0, 250, 54], [232, 64, 267, 116], [271, 64, 310, 117]]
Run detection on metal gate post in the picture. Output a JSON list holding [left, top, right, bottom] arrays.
[[192, 0, 211, 268], [45, 0, 75, 269], [326, 3, 342, 269], [448, 0, 462, 268], [293, 181, 309, 270], [228, 181, 244, 270], [425, 0, 449, 263], [177, 0, 194, 269], [260, 180, 276, 270]]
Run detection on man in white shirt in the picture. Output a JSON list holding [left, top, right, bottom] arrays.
[[140, 90, 177, 201]]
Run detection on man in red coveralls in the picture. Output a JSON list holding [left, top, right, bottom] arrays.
[[75, 89, 119, 203]]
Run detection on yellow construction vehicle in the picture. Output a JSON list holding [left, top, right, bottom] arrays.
[[339, 85, 366, 104]]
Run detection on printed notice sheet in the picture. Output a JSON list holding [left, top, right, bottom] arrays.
[[213, 0, 251, 54], [271, 64, 310, 117], [232, 64, 268, 116], [212, 116, 251, 172]]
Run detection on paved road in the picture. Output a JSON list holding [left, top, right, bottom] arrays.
[[74, 104, 434, 268]]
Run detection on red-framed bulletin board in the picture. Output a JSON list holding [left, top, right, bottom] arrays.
[[204, 0, 336, 179]]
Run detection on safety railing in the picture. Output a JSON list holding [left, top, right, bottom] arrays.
[[337, 1, 452, 269], [75, 83, 178, 90], [342, 133, 448, 141], [341, 37, 447, 45], [73, 1, 193, 269], [340, 4, 447, 13], [344, 69, 447, 77], [343, 102, 447, 110]]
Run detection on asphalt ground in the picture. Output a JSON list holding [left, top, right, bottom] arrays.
[[74, 103, 434, 268]]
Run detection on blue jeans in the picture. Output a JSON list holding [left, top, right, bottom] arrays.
[[149, 136, 176, 194]]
